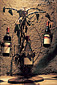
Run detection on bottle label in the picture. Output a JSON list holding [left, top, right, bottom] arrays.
[[24, 58, 32, 65], [3, 42, 11, 53], [44, 34, 51, 44]]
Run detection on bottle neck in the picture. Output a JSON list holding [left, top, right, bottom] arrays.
[[6, 32, 9, 37], [45, 26, 49, 31], [45, 21, 50, 33], [6, 27, 9, 35], [6, 31, 9, 34]]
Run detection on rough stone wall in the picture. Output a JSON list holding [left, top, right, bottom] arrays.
[[0, 0, 57, 75]]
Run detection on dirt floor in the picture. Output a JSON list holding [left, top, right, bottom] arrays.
[[0, 0, 57, 76]]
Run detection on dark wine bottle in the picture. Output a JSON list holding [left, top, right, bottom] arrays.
[[3, 27, 11, 56], [43, 21, 51, 47]]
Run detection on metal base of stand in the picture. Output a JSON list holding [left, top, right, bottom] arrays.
[[8, 73, 44, 84]]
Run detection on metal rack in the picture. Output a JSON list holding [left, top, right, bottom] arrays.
[[3, 7, 46, 76]]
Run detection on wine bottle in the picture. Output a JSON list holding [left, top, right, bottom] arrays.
[[3, 27, 11, 56], [43, 21, 51, 47]]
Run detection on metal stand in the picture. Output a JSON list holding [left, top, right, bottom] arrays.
[[2, 6, 47, 84], [8, 78, 44, 84], [8, 75, 44, 84]]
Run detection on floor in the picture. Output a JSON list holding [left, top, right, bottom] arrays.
[[0, 74, 57, 85]]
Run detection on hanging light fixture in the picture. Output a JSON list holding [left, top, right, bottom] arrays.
[[36, 13, 39, 21], [3, 7, 5, 12], [8, 9, 13, 15]]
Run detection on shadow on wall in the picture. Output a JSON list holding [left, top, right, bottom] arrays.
[[34, 44, 57, 73]]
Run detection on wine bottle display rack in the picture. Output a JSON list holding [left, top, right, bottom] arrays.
[[1, 6, 54, 77]]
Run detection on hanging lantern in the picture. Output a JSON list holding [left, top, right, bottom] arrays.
[[8, 9, 13, 15], [3, 7, 5, 12]]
